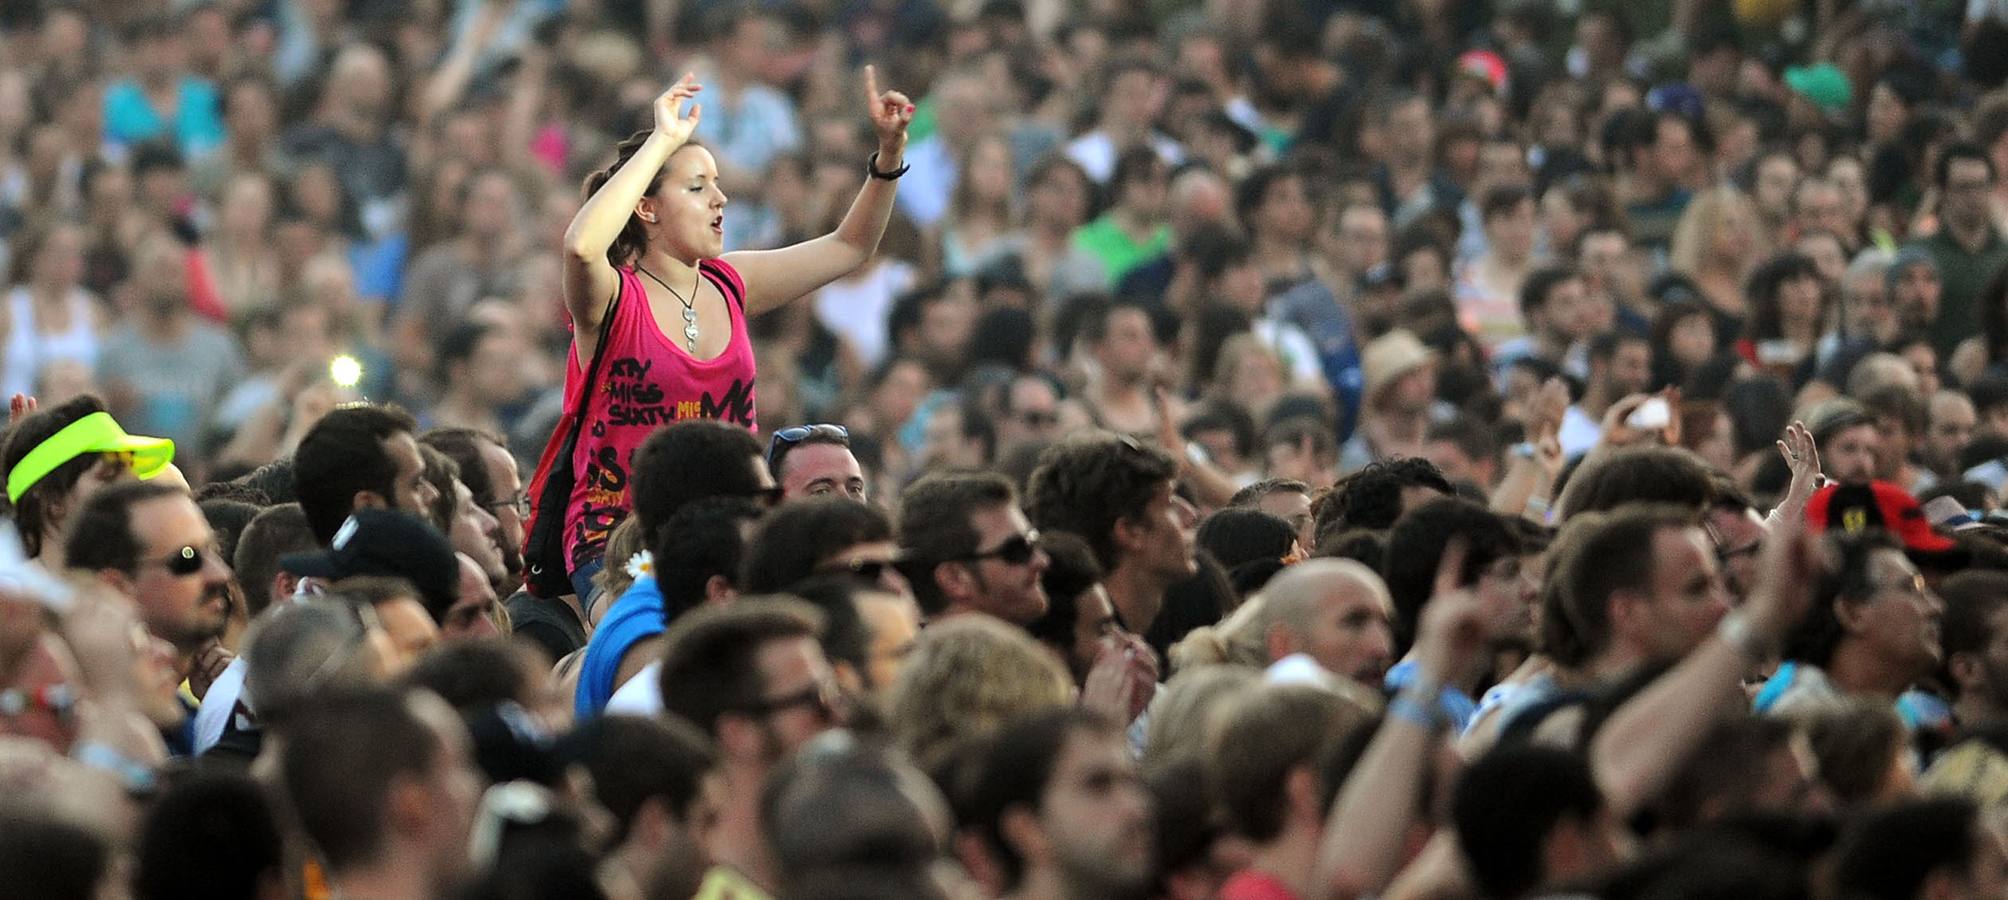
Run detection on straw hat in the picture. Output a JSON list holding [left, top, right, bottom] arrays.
[[1362, 329, 1437, 403]]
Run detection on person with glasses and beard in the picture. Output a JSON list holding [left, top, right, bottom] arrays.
[[64, 480, 234, 754], [656, 598, 847, 899], [898, 472, 1049, 625]]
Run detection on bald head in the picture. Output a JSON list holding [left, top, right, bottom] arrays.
[[1261, 560, 1396, 685], [1170, 168, 1232, 239]]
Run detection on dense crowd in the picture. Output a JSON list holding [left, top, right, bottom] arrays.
[[10, 0, 2008, 898]]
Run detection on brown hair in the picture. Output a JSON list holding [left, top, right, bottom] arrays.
[[581, 131, 707, 267]]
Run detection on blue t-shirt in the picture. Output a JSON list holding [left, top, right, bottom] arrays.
[[1385, 659, 1479, 734], [573, 575, 665, 719], [104, 78, 225, 159]]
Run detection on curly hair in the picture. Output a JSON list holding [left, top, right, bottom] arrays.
[[886, 615, 1074, 772], [1315, 457, 1452, 539], [1026, 433, 1178, 571]]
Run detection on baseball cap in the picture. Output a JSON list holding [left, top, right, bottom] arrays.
[[1784, 63, 1852, 115], [281, 509, 459, 617], [6, 412, 174, 503], [1805, 480, 1961, 560]]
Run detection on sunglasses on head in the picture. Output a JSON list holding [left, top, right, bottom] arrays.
[[767, 424, 850, 467], [959, 530, 1042, 566]]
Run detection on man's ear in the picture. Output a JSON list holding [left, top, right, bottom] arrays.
[[999, 805, 1049, 870], [273, 571, 301, 606], [1265, 622, 1298, 665], [352, 490, 389, 511], [935, 561, 976, 605], [1112, 515, 1147, 556], [703, 575, 737, 606], [98, 567, 138, 599]]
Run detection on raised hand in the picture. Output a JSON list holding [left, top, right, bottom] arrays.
[[652, 72, 703, 146], [1412, 539, 1490, 688], [8, 394, 35, 425], [862, 64, 913, 156]]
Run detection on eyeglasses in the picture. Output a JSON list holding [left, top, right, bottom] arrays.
[[487, 492, 530, 518], [741, 485, 785, 508], [818, 554, 907, 584], [141, 543, 217, 577], [745, 678, 846, 720], [1872, 573, 1929, 597], [766, 424, 850, 467], [959, 530, 1042, 566]]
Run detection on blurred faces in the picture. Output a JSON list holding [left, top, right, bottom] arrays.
[[1486, 197, 1538, 261], [1893, 262, 1943, 331], [1124, 482, 1198, 584], [1848, 551, 1943, 681], [1033, 728, 1154, 894], [476, 440, 525, 578], [1097, 308, 1159, 385], [956, 504, 1050, 624], [1705, 507, 1767, 600], [855, 591, 920, 693], [443, 555, 500, 640], [1943, 158, 1996, 234], [1331, 204, 1389, 275], [753, 635, 845, 754], [373, 596, 441, 675], [1928, 392, 1978, 474], [1630, 526, 1731, 662], [1649, 118, 1697, 186], [1754, 154, 1801, 222], [447, 479, 506, 588], [1000, 377, 1062, 448]]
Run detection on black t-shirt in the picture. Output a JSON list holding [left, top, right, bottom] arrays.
[[504, 589, 587, 663]]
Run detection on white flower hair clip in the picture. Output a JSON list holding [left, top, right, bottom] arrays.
[[624, 550, 655, 580]]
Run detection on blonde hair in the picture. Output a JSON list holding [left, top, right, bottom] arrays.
[[1143, 666, 1260, 771], [887, 615, 1075, 771], [1169, 592, 1273, 674], [1669, 186, 1767, 277]]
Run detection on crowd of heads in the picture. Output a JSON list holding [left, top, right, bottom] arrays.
[[14, 0, 2008, 898]]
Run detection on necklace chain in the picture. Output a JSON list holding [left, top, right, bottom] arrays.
[[638, 264, 703, 353]]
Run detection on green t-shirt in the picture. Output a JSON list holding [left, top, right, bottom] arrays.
[[1072, 215, 1171, 285], [1917, 229, 2008, 356]]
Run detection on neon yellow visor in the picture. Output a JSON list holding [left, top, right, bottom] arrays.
[[6, 412, 174, 503]]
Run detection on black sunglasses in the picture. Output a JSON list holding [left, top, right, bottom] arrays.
[[143, 544, 216, 577], [959, 530, 1042, 566], [745, 679, 845, 719], [766, 424, 850, 467], [818, 554, 906, 584]]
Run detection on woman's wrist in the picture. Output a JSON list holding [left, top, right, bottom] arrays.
[[876, 142, 906, 168]]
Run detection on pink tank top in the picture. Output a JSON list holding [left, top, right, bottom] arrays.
[[563, 261, 757, 572]]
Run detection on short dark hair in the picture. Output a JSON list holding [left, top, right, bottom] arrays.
[[1656, 716, 1799, 831], [1861, 383, 1929, 437], [1027, 434, 1180, 571], [654, 496, 764, 625], [968, 708, 1122, 890], [403, 638, 534, 713], [1782, 530, 1905, 669], [1233, 164, 1302, 229], [1206, 684, 1368, 842], [199, 497, 262, 567], [415, 444, 461, 535], [64, 480, 186, 575], [294, 404, 419, 545], [1, 394, 110, 556], [1557, 447, 1716, 521], [1453, 745, 1606, 900], [1027, 531, 1104, 658], [134, 771, 283, 900], [780, 576, 877, 686], [584, 715, 716, 844], [656, 598, 826, 736], [1383, 498, 1522, 651], [631, 420, 766, 540], [1230, 478, 1311, 508], [1549, 504, 1700, 667], [1834, 797, 1985, 900], [1196, 508, 1296, 572], [1186, 404, 1260, 463], [233, 503, 317, 616], [1481, 183, 1533, 223], [1520, 265, 1579, 320], [421, 428, 505, 508], [435, 320, 497, 386], [898, 473, 1018, 616], [0, 810, 110, 900], [741, 498, 895, 595], [768, 424, 852, 484], [1936, 141, 1995, 189], [280, 688, 445, 873], [1939, 571, 2008, 693], [1317, 457, 1452, 537]]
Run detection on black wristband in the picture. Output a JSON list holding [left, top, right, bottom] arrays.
[[867, 151, 909, 180]]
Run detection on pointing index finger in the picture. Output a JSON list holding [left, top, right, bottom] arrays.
[[1434, 536, 1469, 600]]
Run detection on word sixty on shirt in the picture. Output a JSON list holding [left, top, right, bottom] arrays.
[[598, 357, 755, 428]]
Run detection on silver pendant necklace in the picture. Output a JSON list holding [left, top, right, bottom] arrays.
[[638, 264, 703, 352]]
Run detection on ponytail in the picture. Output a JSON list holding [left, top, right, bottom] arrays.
[[581, 131, 666, 268]]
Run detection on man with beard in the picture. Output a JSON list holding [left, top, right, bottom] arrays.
[[582, 715, 717, 900], [969, 708, 1155, 900], [95, 237, 245, 451], [899, 473, 1051, 626], [1259, 559, 1397, 692], [1916, 143, 2008, 356], [65, 480, 234, 754]]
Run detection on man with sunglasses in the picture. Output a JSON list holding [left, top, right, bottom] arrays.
[[766, 423, 868, 504], [996, 374, 1065, 451], [656, 598, 846, 898], [898, 473, 1050, 625], [65, 480, 234, 753]]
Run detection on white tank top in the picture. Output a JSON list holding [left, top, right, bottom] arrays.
[[5, 286, 101, 398]]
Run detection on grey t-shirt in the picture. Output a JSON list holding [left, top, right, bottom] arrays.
[[98, 320, 246, 449]]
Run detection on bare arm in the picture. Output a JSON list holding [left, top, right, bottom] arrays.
[[1588, 521, 1817, 819], [723, 65, 912, 316], [1314, 543, 1490, 900], [562, 76, 702, 358]]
